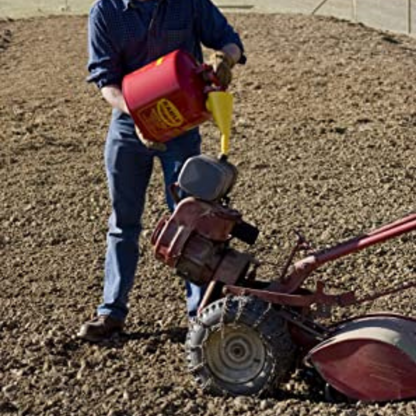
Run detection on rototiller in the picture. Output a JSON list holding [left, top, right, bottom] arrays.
[[151, 149, 416, 402], [123, 50, 416, 402]]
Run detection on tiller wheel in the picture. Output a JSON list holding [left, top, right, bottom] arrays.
[[186, 296, 296, 396]]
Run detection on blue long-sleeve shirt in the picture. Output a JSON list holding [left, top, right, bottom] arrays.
[[87, 0, 246, 89]]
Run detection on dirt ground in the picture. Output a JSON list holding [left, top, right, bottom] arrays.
[[0, 11, 415, 416]]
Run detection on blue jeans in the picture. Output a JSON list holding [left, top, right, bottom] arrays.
[[97, 112, 205, 321]]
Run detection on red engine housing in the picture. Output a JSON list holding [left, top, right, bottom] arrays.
[[151, 197, 253, 286]]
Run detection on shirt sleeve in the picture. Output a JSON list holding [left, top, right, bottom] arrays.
[[195, 0, 246, 64], [87, 4, 123, 89]]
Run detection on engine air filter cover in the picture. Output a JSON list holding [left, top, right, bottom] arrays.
[[178, 154, 237, 201]]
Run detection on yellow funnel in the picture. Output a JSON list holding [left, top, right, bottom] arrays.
[[206, 91, 233, 156]]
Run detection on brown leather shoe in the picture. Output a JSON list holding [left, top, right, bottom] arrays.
[[77, 315, 124, 342]]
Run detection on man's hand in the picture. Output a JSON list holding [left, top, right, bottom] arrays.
[[135, 125, 166, 151], [208, 51, 235, 88], [101, 85, 130, 115]]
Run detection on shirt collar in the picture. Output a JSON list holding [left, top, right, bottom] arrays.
[[123, 0, 167, 11]]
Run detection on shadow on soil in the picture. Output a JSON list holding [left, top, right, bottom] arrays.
[[122, 326, 187, 344]]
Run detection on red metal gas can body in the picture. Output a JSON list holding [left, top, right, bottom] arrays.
[[122, 50, 212, 142]]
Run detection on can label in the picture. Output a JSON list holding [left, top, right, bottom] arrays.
[[137, 98, 186, 139], [156, 99, 184, 127]]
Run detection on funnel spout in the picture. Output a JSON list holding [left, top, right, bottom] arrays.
[[206, 91, 233, 156]]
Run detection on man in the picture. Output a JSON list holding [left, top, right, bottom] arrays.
[[78, 0, 245, 342]]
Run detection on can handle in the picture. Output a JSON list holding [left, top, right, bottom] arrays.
[[196, 63, 226, 92]]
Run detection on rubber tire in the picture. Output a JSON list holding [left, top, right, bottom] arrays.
[[185, 296, 296, 396]]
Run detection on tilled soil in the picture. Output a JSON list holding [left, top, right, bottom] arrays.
[[0, 12, 415, 416]]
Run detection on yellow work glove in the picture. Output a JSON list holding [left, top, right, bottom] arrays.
[[208, 51, 235, 88], [135, 125, 166, 152]]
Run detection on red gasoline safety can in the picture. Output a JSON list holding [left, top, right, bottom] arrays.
[[122, 50, 216, 143]]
